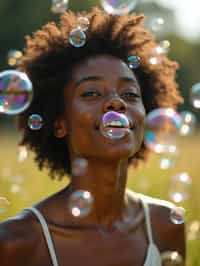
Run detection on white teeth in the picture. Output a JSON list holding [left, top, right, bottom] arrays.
[[106, 120, 123, 127]]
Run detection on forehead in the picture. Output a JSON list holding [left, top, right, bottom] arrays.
[[71, 55, 136, 82]]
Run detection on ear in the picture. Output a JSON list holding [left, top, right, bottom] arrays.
[[54, 117, 67, 138]]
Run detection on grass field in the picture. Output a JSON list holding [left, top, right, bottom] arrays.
[[0, 128, 199, 265]]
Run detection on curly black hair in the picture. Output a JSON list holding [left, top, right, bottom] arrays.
[[17, 8, 183, 179]]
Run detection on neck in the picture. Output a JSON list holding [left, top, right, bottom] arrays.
[[69, 157, 129, 228]]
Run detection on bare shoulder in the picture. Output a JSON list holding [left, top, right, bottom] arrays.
[[0, 210, 40, 266], [141, 193, 186, 261]]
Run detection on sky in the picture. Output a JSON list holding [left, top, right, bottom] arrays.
[[146, 0, 200, 41]]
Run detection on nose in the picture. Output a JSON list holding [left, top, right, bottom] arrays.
[[103, 95, 127, 113]]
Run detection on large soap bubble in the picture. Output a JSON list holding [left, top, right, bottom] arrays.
[[0, 70, 33, 115], [144, 108, 183, 154], [101, 0, 139, 15]]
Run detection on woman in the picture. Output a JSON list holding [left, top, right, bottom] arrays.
[[0, 8, 185, 266]]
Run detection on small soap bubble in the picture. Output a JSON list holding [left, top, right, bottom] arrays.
[[187, 220, 200, 241], [179, 111, 196, 136], [101, 0, 139, 15], [159, 157, 175, 170], [69, 29, 86, 48], [159, 40, 170, 53], [150, 17, 165, 33], [0, 197, 10, 214], [10, 184, 22, 194], [161, 251, 184, 265], [168, 172, 192, 203], [128, 55, 141, 69], [51, 0, 68, 13], [17, 145, 28, 162], [68, 190, 93, 217], [144, 108, 183, 154], [72, 158, 88, 176], [149, 56, 162, 65], [170, 207, 185, 225], [190, 83, 200, 109], [7, 50, 23, 67], [28, 114, 43, 130], [0, 70, 33, 115], [77, 17, 90, 31], [100, 111, 130, 139]]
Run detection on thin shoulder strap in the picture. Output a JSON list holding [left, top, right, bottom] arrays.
[[139, 195, 154, 244], [24, 207, 59, 266]]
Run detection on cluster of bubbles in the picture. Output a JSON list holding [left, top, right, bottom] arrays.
[[7, 50, 23, 67]]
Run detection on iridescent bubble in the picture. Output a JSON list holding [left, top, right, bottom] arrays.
[[170, 207, 185, 225], [159, 157, 175, 170], [150, 17, 165, 33], [168, 172, 192, 203], [100, 111, 130, 139], [128, 55, 141, 69], [17, 145, 28, 162], [28, 114, 43, 130], [69, 29, 86, 48], [190, 83, 200, 109], [144, 108, 183, 154], [51, 0, 68, 13], [0, 70, 33, 115], [77, 17, 90, 32], [187, 220, 200, 241], [101, 0, 139, 15], [179, 111, 196, 136], [68, 190, 93, 217], [10, 184, 22, 194], [72, 158, 88, 176], [7, 50, 23, 67], [0, 197, 10, 214], [161, 251, 184, 265], [149, 56, 162, 65]]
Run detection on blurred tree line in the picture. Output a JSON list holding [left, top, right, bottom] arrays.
[[0, 0, 199, 124]]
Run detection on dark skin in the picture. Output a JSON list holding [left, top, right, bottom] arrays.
[[0, 55, 186, 266]]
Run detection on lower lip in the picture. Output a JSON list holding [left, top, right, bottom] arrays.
[[100, 127, 131, 140]]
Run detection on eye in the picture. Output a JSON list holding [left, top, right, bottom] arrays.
[[81, 90, 101, 97], [122, 91, 140, 100]]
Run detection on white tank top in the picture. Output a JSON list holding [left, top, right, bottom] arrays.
[[24, 191, 162, 266]]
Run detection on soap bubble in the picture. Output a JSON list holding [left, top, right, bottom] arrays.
[[69, 29, 86, 48], [28, 114, 43, 130], [10, 184, 22, 194], [150, 17, 165, 33], [0, 197, 10, 214], [179, 111, 196, 136], [168, 172, 192, 203], [144, 108, 183, 154], [128, 55, 141, 69], [101, 0, 139, 15], [7, 50, 23, 67], [0, 70, 33, 115], [187, 220, 200, 241], [17, 145, 28, 162], [161, 251, 184, 265], [149, 56, 162, 65], [159, 157, 175, 170], [100, 111, 130, 139], [68, 190, 93, 217], [159, 40, 170, 53], [190, 82, 200, 109], [51, 0, 68, 13], [77, 17, 90, 31], [170, 207, 185, 225], [72, 158, 88, 176]]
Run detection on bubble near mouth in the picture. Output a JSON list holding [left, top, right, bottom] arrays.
[[100, 111, 130, 139]]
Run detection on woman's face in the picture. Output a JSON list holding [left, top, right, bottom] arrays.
[[62, 55, 146, 161]]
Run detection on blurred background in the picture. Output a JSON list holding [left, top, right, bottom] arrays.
[[0, 0, 200, 265]]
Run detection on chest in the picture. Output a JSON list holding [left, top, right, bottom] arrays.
[[33, 225, 149, 266]]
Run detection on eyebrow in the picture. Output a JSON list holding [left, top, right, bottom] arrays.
[[73, 76, 139, 89]]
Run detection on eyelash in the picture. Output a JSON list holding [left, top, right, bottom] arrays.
[[80, 90, 140, 99]]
